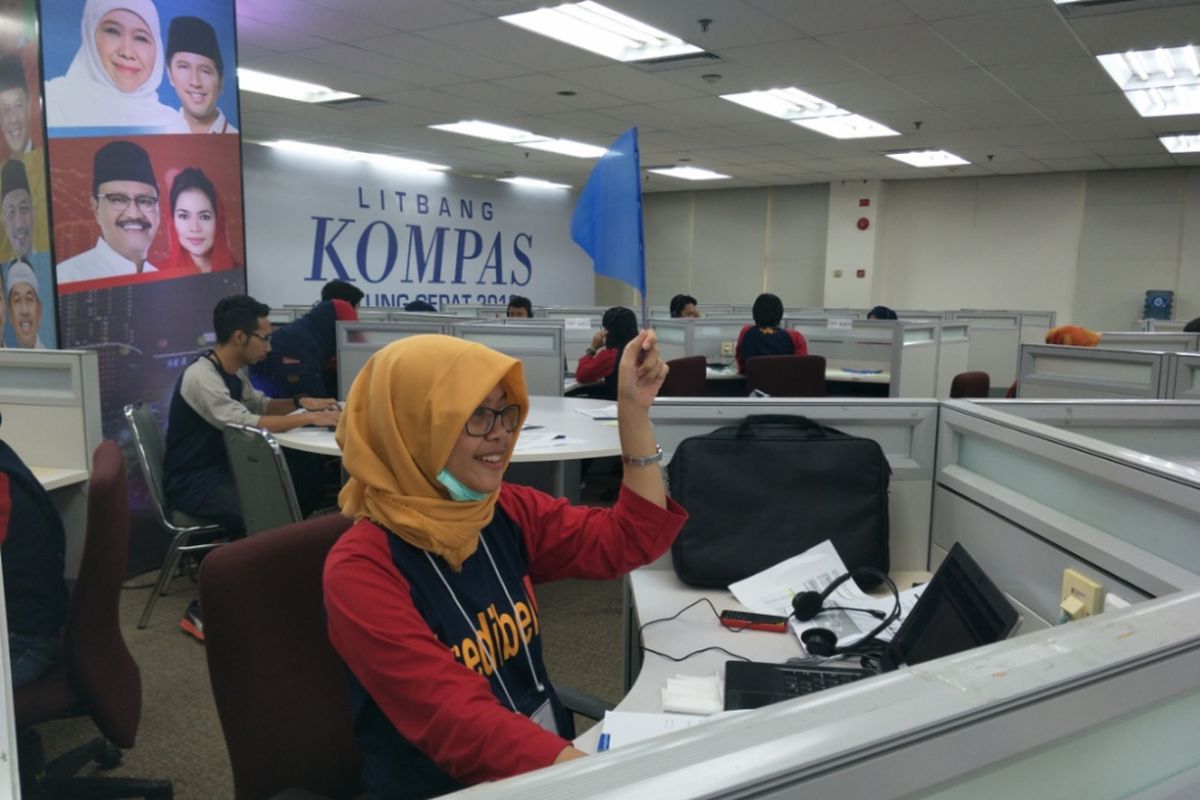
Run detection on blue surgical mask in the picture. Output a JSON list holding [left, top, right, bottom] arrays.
[[437, 468, 487, 502]]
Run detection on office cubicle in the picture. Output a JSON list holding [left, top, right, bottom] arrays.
[[1017, 309, 1056, 345], [1096, 331, 1199, 352], [1017, 344, 1171, 399], [452, 323, 565, 396], [0, 349, 102, 577], [1170, 354, 1200, 400], [650, 319, 747, 363], [336, 319, 453, 398], [439, 303, 507, 318], [268, 307, 298, 327], [951, 310, 1022, 390], [784, 319, 944, 398], [1142, 318, 1189, 332]]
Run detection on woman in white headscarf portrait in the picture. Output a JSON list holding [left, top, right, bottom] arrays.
[[44, 0, 185, 131]]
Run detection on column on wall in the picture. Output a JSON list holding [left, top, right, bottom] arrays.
[[823, 179, 882, 309]]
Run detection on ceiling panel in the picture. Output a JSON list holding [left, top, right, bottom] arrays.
[[354, 34, 533, 81], [745, 0, 917, 36], [237, 0, 393, 43], [901, 0, 1044, 21], [891, 68, 1019, 107], [929, 7, 1086, 66], [606, 0, 802, 49], [818, 24, 977, 77]]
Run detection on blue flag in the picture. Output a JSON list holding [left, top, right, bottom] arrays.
[[571, 127, 645, 297]]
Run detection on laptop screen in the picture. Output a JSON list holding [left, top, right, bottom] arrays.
[[881, 542, 1020, 671]]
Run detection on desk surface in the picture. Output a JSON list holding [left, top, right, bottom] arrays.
[[273, 395, 622, 463], [705, 366, 891, 384], [31, 466, 89, 491], [575, 566, 928, 751]]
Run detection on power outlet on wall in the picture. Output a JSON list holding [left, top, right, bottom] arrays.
[[1060, 568, 1103, 622]]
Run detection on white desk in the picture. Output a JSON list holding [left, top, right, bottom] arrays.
[[32, 466, 90, 492], [705, 366, 890, 385]]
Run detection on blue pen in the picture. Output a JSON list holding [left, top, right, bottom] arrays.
[[597, 733, 611, 752]]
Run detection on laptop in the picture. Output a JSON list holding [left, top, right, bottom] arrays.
[[724, 542, 1020, 710]]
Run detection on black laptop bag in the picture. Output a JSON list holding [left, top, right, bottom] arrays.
[[667, 414, 890, 589]]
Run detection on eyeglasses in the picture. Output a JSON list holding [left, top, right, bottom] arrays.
[[464, 404, 521, 437], [96, 193, 159, 212], [248, 331, 271, 343]]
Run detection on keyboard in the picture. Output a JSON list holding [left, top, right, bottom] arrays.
[[724, 660, 877, 710]]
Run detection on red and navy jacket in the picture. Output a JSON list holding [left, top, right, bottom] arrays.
[[735, 324, 809, 373], [323, 482, 686, 800]]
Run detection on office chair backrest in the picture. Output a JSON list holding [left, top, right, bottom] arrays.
[[69, 440, 142, 748], [123, 401, 173, 526], [222, 423, 303, 536], [199, 513, 360, 800], [659, 356, 707, 397], [950, 371, 991, 399], [745, 355, 827, 397]]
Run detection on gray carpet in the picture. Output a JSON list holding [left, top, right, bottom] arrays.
[[38, 561, 626, 799]]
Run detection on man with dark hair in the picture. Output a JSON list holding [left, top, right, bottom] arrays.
[[404, 299, 437, 312], [321, 278, 364, 308], [506, 295, 533, 318], [0, 54, 31, 156], [166, 16, 236, 134], [0, 158, 31, 262], [57, 140, 161, 283], [735, 292, 808, 373], [669, 294, 700, 318], [1183, 317, 1200, 333]]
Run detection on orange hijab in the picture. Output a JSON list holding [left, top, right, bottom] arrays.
[[337, 335, 528, 570], [1045, 325, 1102, 347]]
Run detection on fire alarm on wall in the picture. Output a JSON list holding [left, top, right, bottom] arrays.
[[859, 198, 870, 207], [857, 217, 870, 230], [856, 269, 866, 278]]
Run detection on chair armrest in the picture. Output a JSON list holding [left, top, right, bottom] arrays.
[[556, 683, 615, 721]]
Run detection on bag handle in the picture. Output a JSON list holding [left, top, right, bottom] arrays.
[[734, 414, 834, 439]]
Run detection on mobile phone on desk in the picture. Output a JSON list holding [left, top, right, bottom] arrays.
[[719, 610, 789, 633]]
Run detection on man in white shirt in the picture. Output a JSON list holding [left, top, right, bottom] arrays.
[[5, 260, 44, 349], [56, 140, 161, 284], [166, 16, 237, 135]]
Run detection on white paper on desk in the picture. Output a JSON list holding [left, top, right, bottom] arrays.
[[599, 710, 745, 751], [574, 404, 618, 420], [513, 431, 584, 452]]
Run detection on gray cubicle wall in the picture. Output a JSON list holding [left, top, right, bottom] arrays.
[[268, 307, 298, 327], [1143, 318, 1189, 332], [650, 398, 939, 571], [951, 311, 1022, 390], [934, 400, 1200, 628], [1096, 331, 1199, 351], [1017, 344, 1171, 399], [1017, 309, 1055, 345], [452, 323, 565, 396], [1170, 354, 1200, 400], [785, 319, 943, 398], [935, 322, 970, 398], [336, 319, 453, 398]]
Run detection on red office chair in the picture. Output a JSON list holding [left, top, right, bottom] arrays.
[[744, 355, 827, 397], [15, 441, 172, 799], [659, 356, 707, 397], [949, 371, 990, 399]]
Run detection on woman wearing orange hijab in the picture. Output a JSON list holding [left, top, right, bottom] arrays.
[[324, 331, 686, 799], [164, 167, 239, 274]]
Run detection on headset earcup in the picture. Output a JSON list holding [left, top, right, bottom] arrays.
[[792, 591, 824, 621], [801, 627, 839, 657]]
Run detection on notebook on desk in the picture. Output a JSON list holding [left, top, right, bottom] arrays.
[[724, 542, 1019, 710]]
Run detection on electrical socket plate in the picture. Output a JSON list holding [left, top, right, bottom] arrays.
[[720, 341, 733, 356], [1062, 569, 1103, 618]]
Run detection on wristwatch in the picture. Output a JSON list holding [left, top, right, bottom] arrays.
[[293, 395, 306, 409], [585, 347, 597, 356], [621, 444, 663, 467]]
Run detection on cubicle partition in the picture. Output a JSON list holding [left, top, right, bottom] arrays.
[[951, 311, 1022, 390], [1170, 354, 1200, 400], [452, 323, 565, 396], [784, 320, 944, 398], [1017, 344, 1171, 399], [1017, 309, 1056, 345], [935, 322, 970, 398], [0, 350, 102, 577], [336, 319, 453, 398], [1096, 331, 1200, 351], [268, 307, 298, 327], [1142, 318, 1189, 332]]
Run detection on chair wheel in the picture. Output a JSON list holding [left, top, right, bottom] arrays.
[[95, 742, 122, 769]]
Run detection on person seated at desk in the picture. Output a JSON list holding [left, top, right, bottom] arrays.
[[251, 297, 359, 399], [867, 305, 897, 320], [506, 295, 532, 318], [323, 331, 685, 799], [405, 299, 438, 312], [735, 293, 808, 373], [670, 294, 701, 318], [0, 427, 68, 688], [574, 306, 638, 398], [321, 279, 364, 308]]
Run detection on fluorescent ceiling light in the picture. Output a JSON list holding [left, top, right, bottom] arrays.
[[1160, 133, 1200, 153], [721, 87, 900, 139], [499, 177, 571, 190], [521, 138, 608, 158], [886, 150, 970, 168], [263, 140, 447, 172], [429, 120, 543, 144], [1097, 45, 1200, 117], [500, 1, 702, 63], [237, 68, 358, 103], [647, 166, 730, 181]]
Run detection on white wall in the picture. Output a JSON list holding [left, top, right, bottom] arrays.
[[243, 143, 593, 309], [825, 180, 882, 309]]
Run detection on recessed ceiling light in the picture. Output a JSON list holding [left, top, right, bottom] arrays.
[[647, 166, 731, 180], [263, 140, 447, 172], [237, 68, 359, 103], [499, 176, 572, 190], [1096, 45, 1200, 117], [500, 1, 702, 63], [1161, 132, 1200, 153], [886, 149, 970, 168], [429, 120, 543, 143], [522, 138, 608, 158], [721, 87, 900, 139]]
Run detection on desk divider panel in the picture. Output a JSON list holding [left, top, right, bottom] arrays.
[[1143, 318, 1189, 332], [1018, 344, 1170, 398], [951, 311, 1022, 390], [1017, 310, 1056, 345], [895, 324, 939, 398], [935, 323, 971, 398], [1170, 354, 1200, 400], [268, 308, 298, 326], [1096, 331, 1200, 352], [336, 320, 453, 398], [648, 320, 691, 363], [452, 323, 565, 396], [649, 398, 939, 571]]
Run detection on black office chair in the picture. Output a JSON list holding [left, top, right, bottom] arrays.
[[745, 355, 827, 397], [222, 423, 304, 536]]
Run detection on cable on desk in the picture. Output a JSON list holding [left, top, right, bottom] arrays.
[[638, 596, 752, 663]]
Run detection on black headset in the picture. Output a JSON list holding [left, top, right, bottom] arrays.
[[791, 567, 901, 658]]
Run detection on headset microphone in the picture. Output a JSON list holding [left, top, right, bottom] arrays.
[[791, 567, 901, 658]]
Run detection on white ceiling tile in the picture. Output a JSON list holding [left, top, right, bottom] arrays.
[[1068, 6, 1200, 54], [1039, 156, 1120, 172], [555, 65, 707, 105], [436, 81, 577, 115], [238, 0, 394, 43], [241, 52, 396, 95], [944, 100, 1051, 129], [717, 39, 875, 86], [988, 58, 1117, 100], [417, 19, 610, 72], [811, 78, 929, 113], [236, 18, 330, 52], [355, 34, 532, 81], [891, 68, 1019, 107], [490, 74, 630, 110], [293, 44, 463, 87], [745, 0, 917, 36], [818, 24, 977, 77], [306, 0, 484, 31], [1028, 92, 1140, 123], [1104, 154, 1178, 169], [1087, 138, 1170, 157], [1015, 142, 1097, 160], [929, 7, 1086, 66], [604, 0, 802, 49], [647, 62, 774, 97]]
